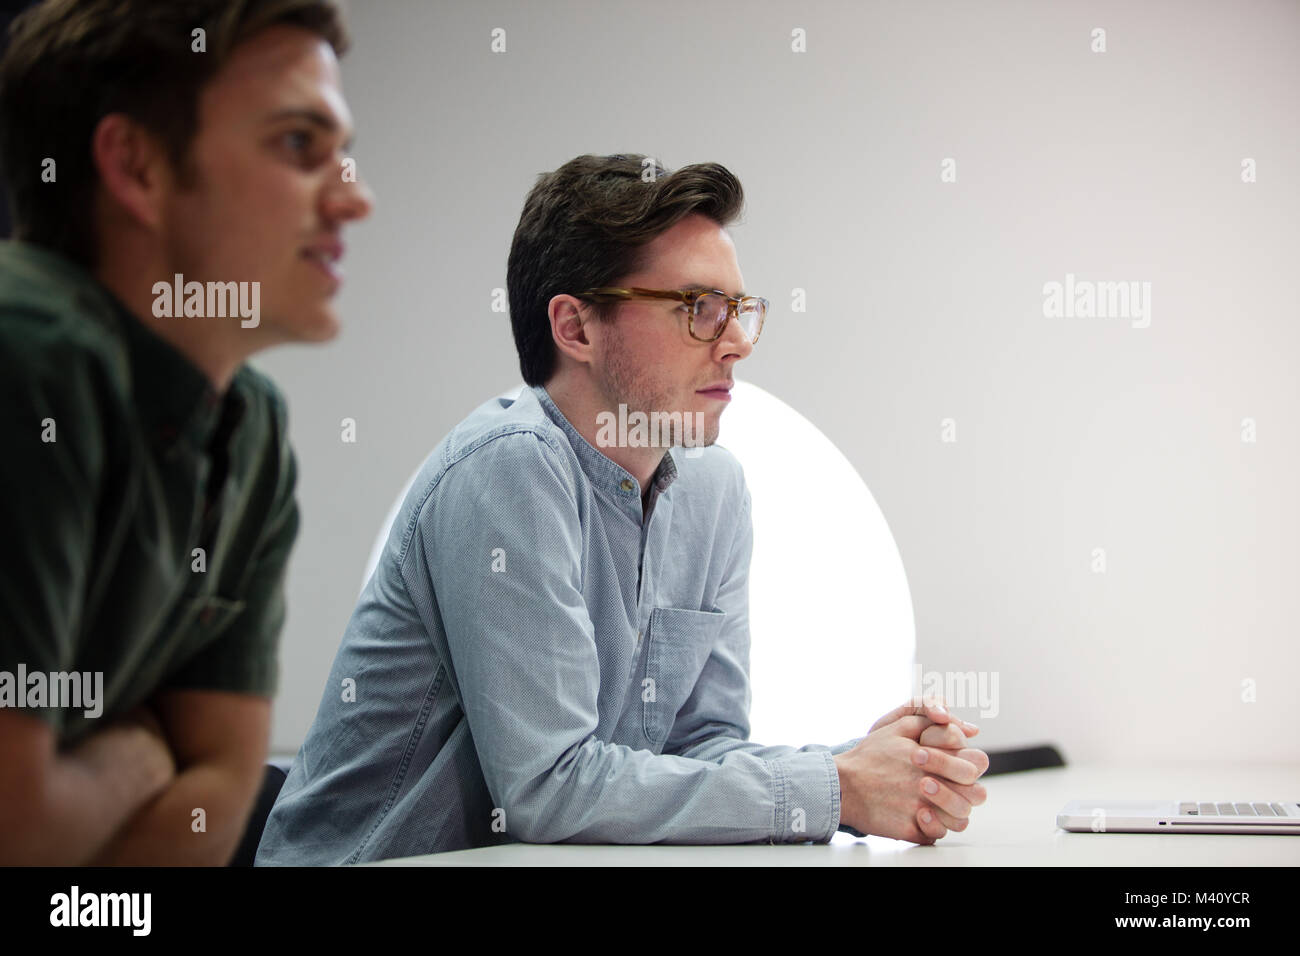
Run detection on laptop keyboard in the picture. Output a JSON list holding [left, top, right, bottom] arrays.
[[1178, 802, 1290, 817]]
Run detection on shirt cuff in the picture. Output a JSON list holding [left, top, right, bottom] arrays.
[[768, 750, 841, 844], [828, 738, 867, 836]]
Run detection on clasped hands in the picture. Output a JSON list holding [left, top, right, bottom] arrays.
[[833, 697, 989, 844]]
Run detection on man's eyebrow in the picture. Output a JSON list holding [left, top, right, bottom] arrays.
[[678, 283, 748, 298], [265, 107, 355, 151]]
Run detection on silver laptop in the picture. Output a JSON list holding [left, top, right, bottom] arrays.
[[1058, 800, 1300, 834]]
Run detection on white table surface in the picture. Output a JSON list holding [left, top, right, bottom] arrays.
[[368, 762, 1300, 866]]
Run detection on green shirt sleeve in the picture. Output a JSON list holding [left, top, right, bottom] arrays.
[[0, 323, 110, 729]]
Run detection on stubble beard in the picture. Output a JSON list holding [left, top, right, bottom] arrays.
[[598, 344, 718, 449]]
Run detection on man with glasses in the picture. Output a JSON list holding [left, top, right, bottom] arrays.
[[257, 154, 987, 864]]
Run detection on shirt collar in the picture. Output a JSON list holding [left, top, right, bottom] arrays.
[[116, 305, 245, 453], [530, 384, 678, 503]]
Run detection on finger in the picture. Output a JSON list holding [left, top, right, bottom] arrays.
[[939, 746, 989, 777], [950, 779, 988, 806], [958, 747, 990, 777], [883, 714, 954, 741], [918, 722, 965, 749], [916, 754, 989, 805], [914, 805, 947, 843], [918, 775, 973, 821], [928, 746, 991, 779], [878, 716, 926, 741], [870, 697, 954, 734], [911, 746, 981, 785], [915, 714, 980, 741], [926, 804, 971, 833]]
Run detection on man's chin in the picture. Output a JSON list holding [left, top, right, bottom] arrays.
[[268, 307, 342, 343], [673, 421, 720, 450], [308, 314, 342, 342]]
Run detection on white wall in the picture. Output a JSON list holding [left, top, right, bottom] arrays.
[[253, 0, 1300, 765]]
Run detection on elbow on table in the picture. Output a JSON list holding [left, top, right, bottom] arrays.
[[498, 787, 563, 845], [497, 765, 590, 846]]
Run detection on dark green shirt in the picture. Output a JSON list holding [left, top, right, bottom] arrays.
[[0, 241, 298, 745]]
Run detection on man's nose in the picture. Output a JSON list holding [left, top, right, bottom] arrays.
[[322, 167, 375, 223], [714, 311, 755, 361]]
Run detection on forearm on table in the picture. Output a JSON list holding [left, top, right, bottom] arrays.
[[2, 721, 173, 866], [671, 730, 864, 764], [500, 739, 841, 846], [87, 760, 262, 866]]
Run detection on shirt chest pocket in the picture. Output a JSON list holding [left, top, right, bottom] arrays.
[[641, 606, 726, 749], [184, 593, 247, 633]]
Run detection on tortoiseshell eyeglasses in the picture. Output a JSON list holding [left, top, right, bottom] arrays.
[[577, 287, 767, 344]]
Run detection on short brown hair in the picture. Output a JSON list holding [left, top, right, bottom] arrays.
[[0, 0, 349, 268], [506, 154, 745, 386]]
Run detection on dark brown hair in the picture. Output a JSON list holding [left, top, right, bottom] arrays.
[[506, 154, 745, 386], [0, 0, 349, 268]]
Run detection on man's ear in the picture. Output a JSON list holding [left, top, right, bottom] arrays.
[[549, 294, 595, 367], [90, 113, 172, 232]]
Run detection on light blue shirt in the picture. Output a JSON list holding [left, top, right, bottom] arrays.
[[256, 384, 862, 865]]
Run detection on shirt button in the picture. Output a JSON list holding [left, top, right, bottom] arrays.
[[619, 479, 635, 492]]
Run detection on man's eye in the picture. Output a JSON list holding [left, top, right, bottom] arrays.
[[281, 130, 313, 153]]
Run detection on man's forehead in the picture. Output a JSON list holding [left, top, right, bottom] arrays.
[[639, 221, 745, 296], [641, 258, 746, 299], [217, 23, 341, 84], [636, 266, 747, 299], [204, 26, 351, 130]]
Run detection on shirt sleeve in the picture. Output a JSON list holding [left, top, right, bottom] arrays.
[[661, 482, 867, 836], [412, 430, 841, 846], [0, 330, 107, 731], [162, 391, 299, 698]]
